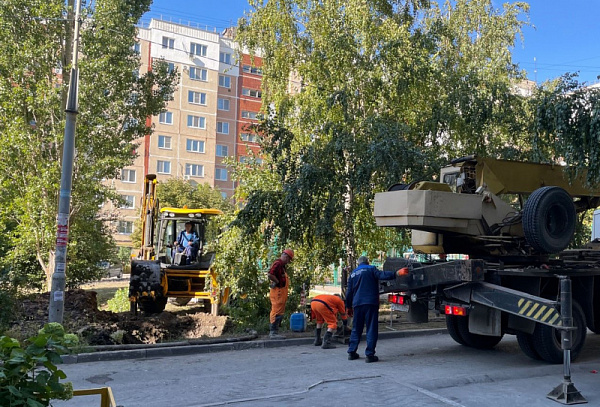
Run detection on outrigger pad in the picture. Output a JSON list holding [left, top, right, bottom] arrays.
[[547, 381, 587, 405]]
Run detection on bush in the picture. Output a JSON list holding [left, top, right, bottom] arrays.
[[106, 288, 130, 313], [0, 322, 78, 407]]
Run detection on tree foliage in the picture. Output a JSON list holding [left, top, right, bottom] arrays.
[[233, 0, 530, 272], [0, 0, 177, 289]]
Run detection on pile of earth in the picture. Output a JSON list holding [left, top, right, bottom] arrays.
[[11, 289, 231, 346]]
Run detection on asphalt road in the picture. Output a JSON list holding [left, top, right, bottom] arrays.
[[54, 331, 600, 407]]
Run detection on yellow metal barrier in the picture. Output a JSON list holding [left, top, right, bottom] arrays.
[[72, 387, 117, 407]]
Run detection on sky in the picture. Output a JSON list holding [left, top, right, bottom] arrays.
[[142, 0, 600, 85]]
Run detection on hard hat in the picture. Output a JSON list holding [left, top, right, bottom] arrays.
[[283, 249, 294, 260]]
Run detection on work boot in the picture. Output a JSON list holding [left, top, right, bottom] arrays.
[[321, 331, 336, 349], [348, 351, 359, 360], [275, 314, 284, 328], [365, 355, 379, 363], [314, 328, 322, 346], [269, 323, 285, 340]]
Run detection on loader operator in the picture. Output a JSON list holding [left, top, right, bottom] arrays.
[[267, 249, 294, 339], [310, 294, 348, 349], [346, 256, 403, 363], [174, 221, 200, 264]]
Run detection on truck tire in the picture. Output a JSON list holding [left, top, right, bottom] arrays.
[[455, 315, 504, 349], [523, 187, 575, 254], [532, 301, 586, 364], [446, 315, 467, 345], [138, 297, 168, 313], [516, 332, 542, 360]]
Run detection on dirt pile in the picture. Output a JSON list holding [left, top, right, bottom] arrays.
[[12, 289, 230, 346]]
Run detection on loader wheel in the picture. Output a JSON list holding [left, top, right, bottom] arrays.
[[516, 332, 542, 360], [532, 301, 586, 364], [174, 297, 192, 306], [523, 187, 575, 254], [455, 315, 503, 349], [138, 297, 167, 313], [445, 315, 467, 346]]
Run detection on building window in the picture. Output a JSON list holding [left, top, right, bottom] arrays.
[[216, 122, 229, 135], [120, 195, 135, 209], [167, 62, 175, 73], [185, 163, 204, 177], [242, 65, 263, 75], [242, 88, 262, 98], [162, 37, 174, 49], [241, 111, 258, 120], [216, 144, 229, 157], [218, 75, 231, 88], [215, 168, 228, 181], [158, 135, 171, 149], [240, 156, 263, 164], [217, 98, 230, 111], [188, 91, 207, 105], [157, 160, 171, 174], [189, 67, 207, 81], [240, 133, 259, 143], [219, 52, 232, 64], [133, 69, 139, 79], [117, 220, 134, 235], [133, 42, 140, 54], [159, 111, 173, 124], [187, 115, 206, 129], [186, 139, 205, 153], [121, 169, 136, 183], [190, 42, 207, 57]]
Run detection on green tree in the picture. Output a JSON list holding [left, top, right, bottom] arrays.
[[0, 0, 177, 290], [233, 0, 529, 272]]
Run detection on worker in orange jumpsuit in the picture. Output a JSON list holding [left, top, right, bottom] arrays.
[[267, 249, 294, 339], [310, 294, 348, 349]]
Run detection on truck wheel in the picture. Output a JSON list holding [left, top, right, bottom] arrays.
[[523, 187, 575, 254], [455, 315, 504, 349], [138, 297, 168, 313], [446, 315, 467, 345], [516, 332, 542, 360], [532, 301, 586, 364]]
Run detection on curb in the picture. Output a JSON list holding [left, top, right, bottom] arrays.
[[61, 328, 447, 364]]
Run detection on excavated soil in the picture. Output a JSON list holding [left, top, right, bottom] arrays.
[[11, 289, 231, 346]]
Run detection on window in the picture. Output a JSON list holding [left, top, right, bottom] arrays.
[[216, 122, 229, 135], [188, 91, 207, 105], [189, 67, 207, 81], [120, 195, 135, 209], [162, 37, 174, 49], [242, 88, 262, 98], [240, 156, 263, 164], [218, 75, 231, 88], [217, 98, 230, 111], [216, 144, 228, 157], [219, 52, 232, 64], [158, 135, 172, 149], [133, 69, 139, 79], [240, 133, 258, 142], [157, 160, 171, 174], [185, 163, 204, 177], [186, 139, 205, 153], [190, 42, 207, 57], [117, 220, 134, 234], [133, 42, 141, 54], [215, 168, 228, 181], [242, 65, 263, 75], [159, 111, 173, 124], [121, 169, 136, 183], [187, 115, 206, 129], [167, 62, 175, 73], [241, 111, 258, 120]]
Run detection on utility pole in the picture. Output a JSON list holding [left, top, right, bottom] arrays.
[[49, 0, 82, 323]]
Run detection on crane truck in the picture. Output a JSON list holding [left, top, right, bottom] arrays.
[[374, 156, 600, 363], [128, 174, 225, 315]]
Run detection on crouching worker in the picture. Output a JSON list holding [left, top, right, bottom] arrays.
[[310, 294, 348, 349]]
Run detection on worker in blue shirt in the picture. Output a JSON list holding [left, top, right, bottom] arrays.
[[346, 256, 401, 363]]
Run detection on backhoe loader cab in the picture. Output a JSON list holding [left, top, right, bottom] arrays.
[[128, 174, 225, 314]]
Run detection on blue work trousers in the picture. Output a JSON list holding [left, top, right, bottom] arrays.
[[347, 304, 379, 357]]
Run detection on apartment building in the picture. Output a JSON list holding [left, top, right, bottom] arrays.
[[108, 19, 263, 247]]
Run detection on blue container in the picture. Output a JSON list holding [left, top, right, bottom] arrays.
[[290, 312, 307, 332]]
